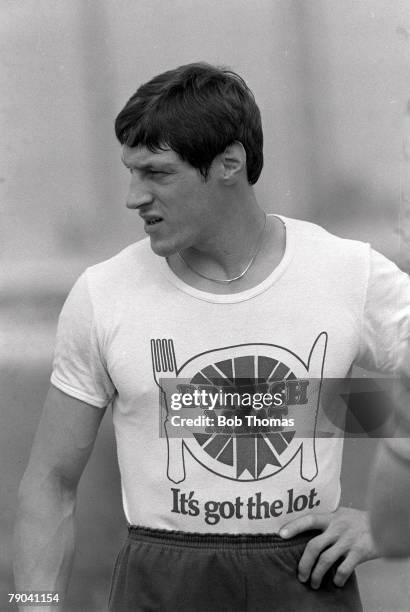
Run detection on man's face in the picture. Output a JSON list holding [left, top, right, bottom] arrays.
[[122, 145, 221, 256]]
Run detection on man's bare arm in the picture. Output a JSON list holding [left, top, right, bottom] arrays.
[[13, 385, 106, 609], [368, 375, 410, 557], [368, 441, 410, 557]]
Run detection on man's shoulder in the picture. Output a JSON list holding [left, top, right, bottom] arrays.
[[74, 238, 162, 305], [282, 215, 370, 261], [282, 215, 365, 245], [85, 237, 154, 285]]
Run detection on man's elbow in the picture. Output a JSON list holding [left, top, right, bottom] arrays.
[[17, 467, 77, 521], [371, 516, 410, 558], [368, 443, 410, 558]]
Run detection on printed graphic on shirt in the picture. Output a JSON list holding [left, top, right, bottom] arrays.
[[151, 333, 327, 485], [169, 486, 321, 525]]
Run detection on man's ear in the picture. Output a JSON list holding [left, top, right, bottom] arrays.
[[220, 141, 247, 184]]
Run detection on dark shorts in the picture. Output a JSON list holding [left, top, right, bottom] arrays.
[[108, 526, 362, 612]]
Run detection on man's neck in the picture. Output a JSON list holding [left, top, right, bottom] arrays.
[[182, 203, 267, 279], [167, 211, 286, 295]]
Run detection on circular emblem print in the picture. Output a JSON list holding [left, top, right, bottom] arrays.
[[179, 345, 301, 481], [152, 335, 327, 483]]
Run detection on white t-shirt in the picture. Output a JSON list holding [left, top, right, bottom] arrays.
[[51, 216, 410, 533]]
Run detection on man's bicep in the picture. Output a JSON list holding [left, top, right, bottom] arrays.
[[23, 385, 107, 489]]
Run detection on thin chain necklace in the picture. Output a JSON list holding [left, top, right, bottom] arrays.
[[177, 213, 267, 284]]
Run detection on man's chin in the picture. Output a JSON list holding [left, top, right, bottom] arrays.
[[148, 237, 179, 258]]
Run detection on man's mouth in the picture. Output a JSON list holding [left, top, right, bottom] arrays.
[[146, 217, 162, 225]]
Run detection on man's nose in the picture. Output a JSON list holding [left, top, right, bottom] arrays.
[[126, 174, 153, 209]]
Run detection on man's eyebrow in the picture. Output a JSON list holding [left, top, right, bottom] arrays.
[[121, 157, 176, 171]]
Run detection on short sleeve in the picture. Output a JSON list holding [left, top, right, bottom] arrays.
[[357, 249, 410, 375], [50, 272, 116, 407]]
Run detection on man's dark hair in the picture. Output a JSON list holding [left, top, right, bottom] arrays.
[[115, 62, 263, 184]]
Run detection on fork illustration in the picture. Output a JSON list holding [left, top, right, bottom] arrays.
[[151, 338, 186, 483]]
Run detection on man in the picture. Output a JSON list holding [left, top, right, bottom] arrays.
[[14, 62, 410, 611]]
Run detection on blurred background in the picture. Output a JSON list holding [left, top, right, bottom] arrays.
[[1, 0, 410, 610]]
